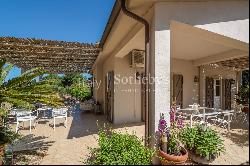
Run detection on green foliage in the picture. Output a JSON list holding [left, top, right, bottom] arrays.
[[179, 124, 225, 160], [69, 83, 91, 101], [235, 84, 249, 105], [42, 74, 67, 95], [87, 128, 154, 165], [179, 126, 198, 151], [0, 59, 64, 115], [236, 70, 249, 105], [242, 70, 249, 86], [43, 73, 92, 101], [61, 74, 83, 87], [167, 134, 181, 156], [63, 74, 92, 101], [195, 124, 225, 160], [0, 119, 21, 145]]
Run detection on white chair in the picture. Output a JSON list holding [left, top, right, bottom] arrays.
[[191, 114, 204, 126], [52, 107, 68, 130], [208, 111, 233, 131], [15, 111, 37, 133], [36, 106, 53, 119], [189, 103, 200, 109], [221, 112, 234, 131], [206, 112, 221, 126]]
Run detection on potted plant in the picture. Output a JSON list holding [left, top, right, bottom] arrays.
[[179, 124, 225, 164], [158, 107, 188, 165]]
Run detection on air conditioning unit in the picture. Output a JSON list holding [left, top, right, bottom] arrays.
[[129, 49, 145, 68]]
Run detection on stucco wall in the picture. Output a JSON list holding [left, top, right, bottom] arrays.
[[171, 58, 199, 108], [155, 0, 249, 43], [97, 50, 143, 124], [150, 0, 248, 134], [114, 55, 142, 124], [93, 68, 97, 101], [93, 64, 104, 109]]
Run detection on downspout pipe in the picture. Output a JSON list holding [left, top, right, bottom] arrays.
[[121, 0, 150, 146]]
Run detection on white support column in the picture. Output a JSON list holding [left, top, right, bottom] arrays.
[[149, 5, 171, 146], [200, 66, 206, 107]]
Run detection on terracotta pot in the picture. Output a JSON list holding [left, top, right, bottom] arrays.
[[189, 150, 215, 164], [158, 147, 188, 165], [0, 146, 4, 156], [0, 146, 4, 165]]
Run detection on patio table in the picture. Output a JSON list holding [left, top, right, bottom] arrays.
[[203, 109, 234, 116], [177, 107, 234, 127], [177, 107, 207, 127], [36, 107, 52, 119], [10, 108, 32, 116]]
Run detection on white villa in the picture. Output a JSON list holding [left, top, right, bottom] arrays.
[[92, 0, 249, 139], [0, 0, 249, 165]]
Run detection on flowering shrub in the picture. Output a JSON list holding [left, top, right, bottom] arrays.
[[158, 114, 168, 136], [86, 128, 154, 165], [158, 106, 184, 156]]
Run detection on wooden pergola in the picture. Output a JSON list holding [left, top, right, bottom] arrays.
[[218, 56, 249, 70], [0, 37, 100, 73]]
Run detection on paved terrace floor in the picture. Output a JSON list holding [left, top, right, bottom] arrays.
[[11, 108, 145, 165], [10, 108, 249, 165]]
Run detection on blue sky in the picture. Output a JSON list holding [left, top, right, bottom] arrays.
[[0, 0, 115, 80]]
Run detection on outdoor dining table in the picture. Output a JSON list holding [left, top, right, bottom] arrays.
[[11, 107, 52, 119], [10, 108, 32, 116], [177, 107, 207, 127], [35, 106, 53, 119], [177, 107, 234, 128]]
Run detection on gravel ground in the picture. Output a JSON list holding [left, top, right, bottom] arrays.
[[10, 109, 249, 165]]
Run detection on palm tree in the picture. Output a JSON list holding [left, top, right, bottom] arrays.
[[0, 59, 64, 116]]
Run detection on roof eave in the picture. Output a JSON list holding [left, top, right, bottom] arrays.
[[99, 0, 122, 49]]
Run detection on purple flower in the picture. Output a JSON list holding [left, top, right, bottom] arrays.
[[160, 119, 167, 126], [177, 118, 184, 128]]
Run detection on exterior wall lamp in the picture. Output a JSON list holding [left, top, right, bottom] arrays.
[[194, 76, 199, 83]]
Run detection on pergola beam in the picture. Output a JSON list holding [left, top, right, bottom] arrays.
[[0, 37, 100, 73], [0, 37, 100, 49], [192, 49, 248, 67], [4, 57, 97, 61], [0, 50, 99, 57]]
